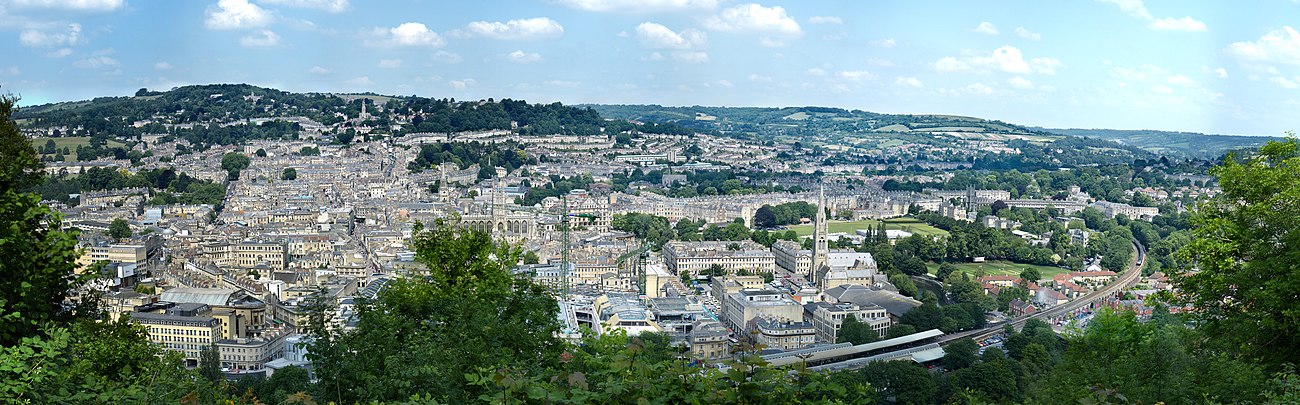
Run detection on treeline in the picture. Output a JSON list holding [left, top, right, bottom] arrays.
[[752, 201, 819, 228], [31, 166, 225, 207], [518, 174, 594, 207], [407, 140, 535, 174]]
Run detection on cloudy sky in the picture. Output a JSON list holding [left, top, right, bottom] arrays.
[[1, 0, 1297, 135]]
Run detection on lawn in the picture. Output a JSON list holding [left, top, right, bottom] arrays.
[[787, 217, 949, 238], [30, 137, 125, 162], [925, 260, 1069, 283]]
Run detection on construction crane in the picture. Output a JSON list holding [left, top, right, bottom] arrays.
[[559, 194, 601, 298]]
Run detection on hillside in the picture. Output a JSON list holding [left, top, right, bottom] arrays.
[[1043, 128, 1282, 159]]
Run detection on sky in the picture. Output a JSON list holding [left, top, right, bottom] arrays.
[[1, 0, 1298, 135]]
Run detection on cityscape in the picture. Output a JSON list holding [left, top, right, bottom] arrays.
[[1, 1, 1298, 404]]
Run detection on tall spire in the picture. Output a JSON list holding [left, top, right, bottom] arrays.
[[811, 185, 829, 281]]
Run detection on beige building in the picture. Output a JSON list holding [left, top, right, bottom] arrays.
[[722, 289, 803, 337], [202, 241, 289, 270], [805, 302, 891, 343], [710, 274, 766, 303], [689, 320, 730, 361], [133, 303, 223, 367], [663, 241, 776, 277], [751, 317, 816, 351], [771, 240, 812, 276]]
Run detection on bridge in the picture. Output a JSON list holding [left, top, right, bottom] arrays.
[[758, 239, 1146, 372]]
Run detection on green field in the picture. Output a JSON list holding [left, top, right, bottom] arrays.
[[30, 137, 126, 162], [787, 218, 948, 238], [925, 260, 1068, 283]]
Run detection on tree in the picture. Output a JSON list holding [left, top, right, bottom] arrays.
[[944, 338, 979, 370], [859, 360, 938, 404], [281, 167, 297, 180], [199, 345, 222, 383], [837, 315, 879, 345], [1179, 139, 1300, 368], [522, 250, 540, 265], [220, 152, 250, 173], [308, 219, 564, 403], [108, 218, 132, 239], [897, 255, 928, 276], [0, 94, 90, 346], [1019, 268, 1041, 284], [254, 148, 267, 157], [753, 205, 777, 229]]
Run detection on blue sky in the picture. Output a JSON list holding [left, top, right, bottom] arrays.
[[1, 0, 1298, 135]]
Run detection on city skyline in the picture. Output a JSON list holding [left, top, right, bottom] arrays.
[[1, 0, 1298, 135]]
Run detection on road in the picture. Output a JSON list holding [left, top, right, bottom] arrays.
[[937, 239, 1146, 344]]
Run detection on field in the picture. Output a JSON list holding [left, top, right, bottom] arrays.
[[787, 217, 949, 238], [925, 260, 1069, 283], [30, 136, 126, 162]]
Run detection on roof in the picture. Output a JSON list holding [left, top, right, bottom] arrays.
[[910, 346, 947, 363], [160, 288, 237, 306], [823, 284, 922, 317]]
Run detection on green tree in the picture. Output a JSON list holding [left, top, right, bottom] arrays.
[[254, 148, 267, 157], [836, 314, 879, 345], [944, 338, 979, 370], [281, 167, 297, 180], [108, 217, 132, 239], [859, 360, 937, 404], [522, 250, 540, 265], [1179, 139, 1300, 368], [199, 345, 222, 383], [1018, 268, 1041, 284], [308, 219, 564, 404], [220, 152, 250, 173], [753, 205, 777, 229]]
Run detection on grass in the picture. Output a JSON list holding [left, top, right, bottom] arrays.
[[30, 137, 126, 162], [925, 260, 1069, 283], [787, 217, 949, 238]]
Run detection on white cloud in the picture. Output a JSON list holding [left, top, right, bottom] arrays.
[[460, 17, 563, 40], [895, 76, 922, 87], [1166, 74, 1196, 87], [714, 79, 733, 87], [369, 22, 443, 47], [1152, 84, 1174, 94], [973, 21, 998, 35], [306, 65, 330, 75], [1271, 76, 1299, 89], [635, 22, 705, 49], [346, 76, 372, 86], [748, 73, 772, 82], [554, 0, 718, 13], [449, 78, 477, 90], [378, 59, 402, 68], [758, 37, 786, 47], [703, 3, 801, 36], [206, 0, 273, 30], [965, 82, 994, 95], [258, 0, 349, 13], [431, 50, 461, 63], [835, 70, 873, 81], [20, 23, 82, 48], [807, 16, 841, 25], [1215, 67, 1228, 78], [1149, 16, 1206, 32], [46, 48, 73, 57], [871, 38, 896, 48], [239, 30, 280, 47], [671, 51, 708, 63], [1007, 76, 1033, 89], [1099, 0, 1152, 20], [154, 61, 173, 70], [506, 50, 543, 63], [936, 46, 1061, 75], [544, 80, 580, 87], [9, 0, 123, 12], [1014, 27, 1040, 40], [73, 55, 118, 69], [806, 67, 826, 76], [1226, 26, 1300, 66]]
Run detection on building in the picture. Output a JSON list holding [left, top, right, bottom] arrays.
[[689, 320, 730, 361], [805, 301, 892, 343], [722, 289, 803, 336], [201, 241, 289, 270], [159, 288, 269, 339], [750, 317, 816, 351], [663, 241, 776, 277], [818, 250, 879, 290], [771, 240, 812, 276], [820, 284, 922, 322], [1093, 201, 1160, 220], [132, 303, 223, 367], [710, 274, 766, 303]]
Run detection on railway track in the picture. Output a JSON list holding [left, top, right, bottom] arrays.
[[937, 239, 1145, 344]]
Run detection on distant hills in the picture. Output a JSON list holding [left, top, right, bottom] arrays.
[[1039, 128, 1283, 159]]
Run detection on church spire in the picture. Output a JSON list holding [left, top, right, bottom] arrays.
[[811, 185, 829, 281]]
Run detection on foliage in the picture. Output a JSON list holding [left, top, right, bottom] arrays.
[[857, 360, 937, 404], [307, 219, 564, 404], [611, 213, 675, 250], [220, 152, 250, 173], [108, 218, 132, 239], [1177, 138, 1300, 368], [408, 140, 534, 174], [281, 167, 297, 180], [836, 314, 879, 345]]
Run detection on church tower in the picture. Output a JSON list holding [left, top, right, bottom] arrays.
[[492, 177, 507, 234], [811, 185, 829, 281]]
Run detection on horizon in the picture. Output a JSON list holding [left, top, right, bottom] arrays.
[[1, 0, 1298, 136]]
